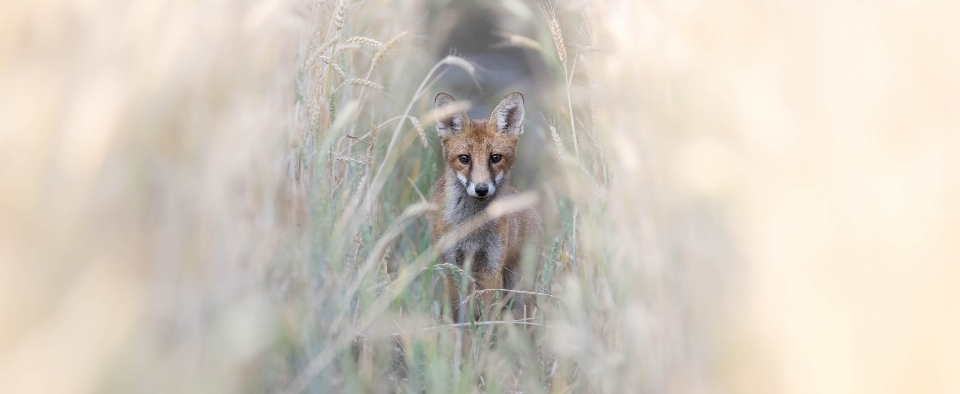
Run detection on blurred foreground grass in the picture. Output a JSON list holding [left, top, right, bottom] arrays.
[[2, 0, 959, 393]]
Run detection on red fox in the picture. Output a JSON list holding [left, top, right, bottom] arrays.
[[428, 92, 543, 323]]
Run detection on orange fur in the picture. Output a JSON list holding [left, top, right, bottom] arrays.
[[427, 92, 543, 323]]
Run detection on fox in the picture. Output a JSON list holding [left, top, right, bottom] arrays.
[[428, 92, 543, 323]]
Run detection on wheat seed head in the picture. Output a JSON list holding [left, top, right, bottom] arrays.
[[549, 125, 565, 156], [319, 56, 346, 78], [344, 36, 385, 49], [540, 4, 567, 65], [410, 116, 427, 148], [343, 78, 383, 90], [333, 0, 348, 31], [370, 31, 407, 71]]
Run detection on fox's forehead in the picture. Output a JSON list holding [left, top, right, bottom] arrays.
[[441, 120, 518, 153]]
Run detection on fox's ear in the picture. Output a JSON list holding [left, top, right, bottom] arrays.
[[490, 92, 524, 136], [435, 92, 468, 138]]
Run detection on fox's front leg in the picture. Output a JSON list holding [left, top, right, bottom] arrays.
[[442, 269, 461, 323], [472, 264, 504, 321], [502, 268, 531, 319], [441, 250, 468, 323]]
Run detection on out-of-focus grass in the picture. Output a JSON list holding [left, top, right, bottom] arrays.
[[2, 0, 959, 393], [593, 1, 960, 393]]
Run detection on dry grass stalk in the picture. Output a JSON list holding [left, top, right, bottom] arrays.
[[365, 121, 377, 179], [422, 318, 543, 330], [336, 156, 368, 165], [465, 288, 561, 303], [409, 116, 427, 148], [419, 101, 471, 126], [372, 261, 477, 295], [344, 36, 385, 49], [549, 125, 565, 156], [540, 5, 579, 158], [496, 33, 545, 52], [335, 43, 362, 51], [370, 31, 407, 71], [540, 4, 567, 65], [285, 193, 539, 394], [440, 55, 476, 77], [426, 263, 472, 279], [343, 78, 383, 90], [318, 56, 346, 77], [333, 0, 348, 32], [379, 247, 392, 272], [362, 55, 477, 212]]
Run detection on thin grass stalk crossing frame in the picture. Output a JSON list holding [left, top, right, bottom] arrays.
[[284, 192, 539, 394]]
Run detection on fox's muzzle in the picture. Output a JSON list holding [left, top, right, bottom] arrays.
[[457, 172, 501, 200], [468, 181, 494, 199]]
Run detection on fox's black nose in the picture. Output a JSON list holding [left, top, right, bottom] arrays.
[[475, 184, 489, 197]]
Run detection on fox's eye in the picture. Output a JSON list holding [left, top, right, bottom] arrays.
[[458, 155, 470, 164], [490, 154, 502, 163]]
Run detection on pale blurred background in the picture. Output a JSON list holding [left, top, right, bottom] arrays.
[[1, 0, 958, 393]]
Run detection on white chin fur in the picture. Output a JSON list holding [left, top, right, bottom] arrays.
[[466, 182, 495, 199]]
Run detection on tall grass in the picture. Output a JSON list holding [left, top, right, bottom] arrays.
[[3, 0, 960, 393]]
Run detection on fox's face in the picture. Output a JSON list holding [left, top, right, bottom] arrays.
[[435, 92, 525, 200]]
